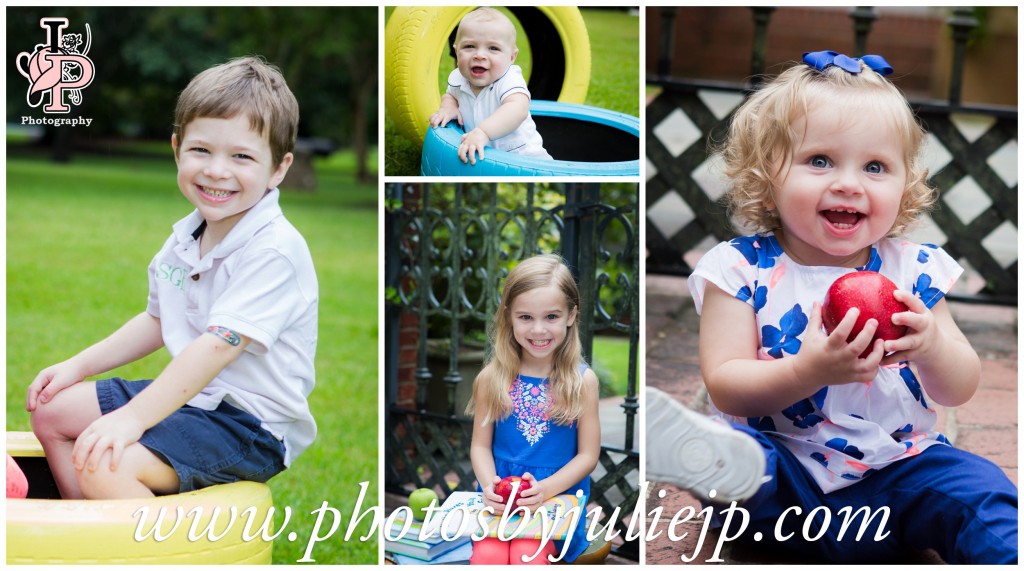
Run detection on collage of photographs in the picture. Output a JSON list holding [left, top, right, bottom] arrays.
[[5, 4, 1018, 566]]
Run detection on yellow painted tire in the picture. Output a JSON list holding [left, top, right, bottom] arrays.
[[385, 6, 591, 145], [6, 432, 274, 564]]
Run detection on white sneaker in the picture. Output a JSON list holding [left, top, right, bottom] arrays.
[[646, 387, 766, 503]]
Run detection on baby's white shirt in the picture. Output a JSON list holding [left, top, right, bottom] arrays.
[[446, 65, 550, 158]]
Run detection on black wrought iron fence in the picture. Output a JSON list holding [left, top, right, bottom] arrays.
[[384, 182, 640, 559], [647, 7, 1017, 305]]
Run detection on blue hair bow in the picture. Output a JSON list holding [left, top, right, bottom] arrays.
[[803, 50, 893, 77]]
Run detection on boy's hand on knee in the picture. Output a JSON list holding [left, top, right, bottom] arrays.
[[26, 361, 88, 411], [71, 404, 146, 473], [459, 128, 490, 165]]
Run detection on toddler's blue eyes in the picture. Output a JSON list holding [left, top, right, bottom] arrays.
[[810, 156, 830, 168], [865, 161, 884, 174]]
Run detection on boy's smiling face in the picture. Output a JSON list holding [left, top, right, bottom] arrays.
[[454, 15, 518, 95], [173, 114, 292, 239]]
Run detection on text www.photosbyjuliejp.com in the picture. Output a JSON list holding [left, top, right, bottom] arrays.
[[129, 481, 891, 563]]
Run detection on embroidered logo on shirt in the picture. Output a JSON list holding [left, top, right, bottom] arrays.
[[156, 261, 189, 291], [510, 376, 550, 446]]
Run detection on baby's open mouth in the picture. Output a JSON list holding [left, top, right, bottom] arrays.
[[471, 66, 488, 75], [821, 208, 863, 229]]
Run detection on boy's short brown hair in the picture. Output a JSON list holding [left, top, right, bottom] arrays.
[[173, 56, 299, 168]]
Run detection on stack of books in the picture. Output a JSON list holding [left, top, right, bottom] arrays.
[[385, 492, 585, 565], [385, 512, 472, 565]]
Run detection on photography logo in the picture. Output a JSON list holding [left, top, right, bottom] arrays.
[[16, 18, 95, 115]]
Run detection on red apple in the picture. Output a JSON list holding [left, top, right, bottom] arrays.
[[494, 475, 531, 505], [822, 271, 909, 358]]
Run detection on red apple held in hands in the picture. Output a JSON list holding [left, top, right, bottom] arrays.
[[822, 271, 909, 358], [494, 475, 532, 505]]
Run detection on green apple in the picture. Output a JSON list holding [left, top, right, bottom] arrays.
[[408, 487, 439, 522]]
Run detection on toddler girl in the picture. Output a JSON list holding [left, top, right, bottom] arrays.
[[467, 254, 600, 564], [647, 51, 1017, 563]]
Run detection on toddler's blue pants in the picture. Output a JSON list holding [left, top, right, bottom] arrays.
[[725, 423, 1018, 564]]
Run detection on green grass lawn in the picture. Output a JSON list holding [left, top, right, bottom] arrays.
[[6, 150, 379, 564], [384, 7, 640, 175], [591, 335, 637, 398]]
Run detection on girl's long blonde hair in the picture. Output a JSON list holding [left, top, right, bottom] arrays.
[[466, 254, 585, 426]]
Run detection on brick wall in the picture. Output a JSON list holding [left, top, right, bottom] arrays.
[[646, 6, 1018, 104], [395, 311, 419, 408]]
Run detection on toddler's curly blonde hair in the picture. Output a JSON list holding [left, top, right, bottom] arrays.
[[719, 60, 936, 237]]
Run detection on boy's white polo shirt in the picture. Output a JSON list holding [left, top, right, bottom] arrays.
[[446, 64, 550, 158], [147, 188, 317, 467]]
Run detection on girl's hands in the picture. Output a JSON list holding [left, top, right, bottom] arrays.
[[481, 475, 507, 515], [512, 472, 547, 510], [71, 405, 146, 473], [792, 302, 885, 386], [482, 473, 548, 514], [26, 360, 88, 412], [880, 290, 940, 366]]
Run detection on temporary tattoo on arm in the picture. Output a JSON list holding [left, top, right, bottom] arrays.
[[206, 325, 242, 347]]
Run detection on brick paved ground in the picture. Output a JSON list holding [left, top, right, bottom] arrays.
[[645, 274, 1018, 565]]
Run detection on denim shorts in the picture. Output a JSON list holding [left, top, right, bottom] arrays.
[[96, 378, 286, 493]]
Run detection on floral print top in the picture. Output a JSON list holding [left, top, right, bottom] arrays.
[[688, 234, 963, 493], [490, 368, 591, 561]]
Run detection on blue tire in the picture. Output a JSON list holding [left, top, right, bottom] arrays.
[[420, 100, 639, 177]]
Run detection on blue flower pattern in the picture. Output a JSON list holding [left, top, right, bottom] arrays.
[[780, 387, 827, 429], [900, 366, 928, 408], [762, 304, 807, 358], [730, 235, 784, 269], [914, 273, 944, 308], [782, 398, 824, 429], [737, 281, 768, 313], [702, 235, 959, 492], [825, 437, 864, 459]]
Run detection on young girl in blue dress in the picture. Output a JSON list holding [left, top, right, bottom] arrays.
[[467, 254, 600, 565], [647, 51, 1017, 563]]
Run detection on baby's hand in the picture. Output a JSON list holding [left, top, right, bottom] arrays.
[[71, 405, 146, 473], [794, 302, 884, 386], [26, 360, 87, 411], [880, 290, 939, 366], [429, 107, 463, 129], [481, 476, 507, 515], [459, 128, 490, 165]]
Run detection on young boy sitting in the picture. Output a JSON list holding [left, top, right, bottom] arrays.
[[25, 56, 318, 500], [428, 7, 552, 165]]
